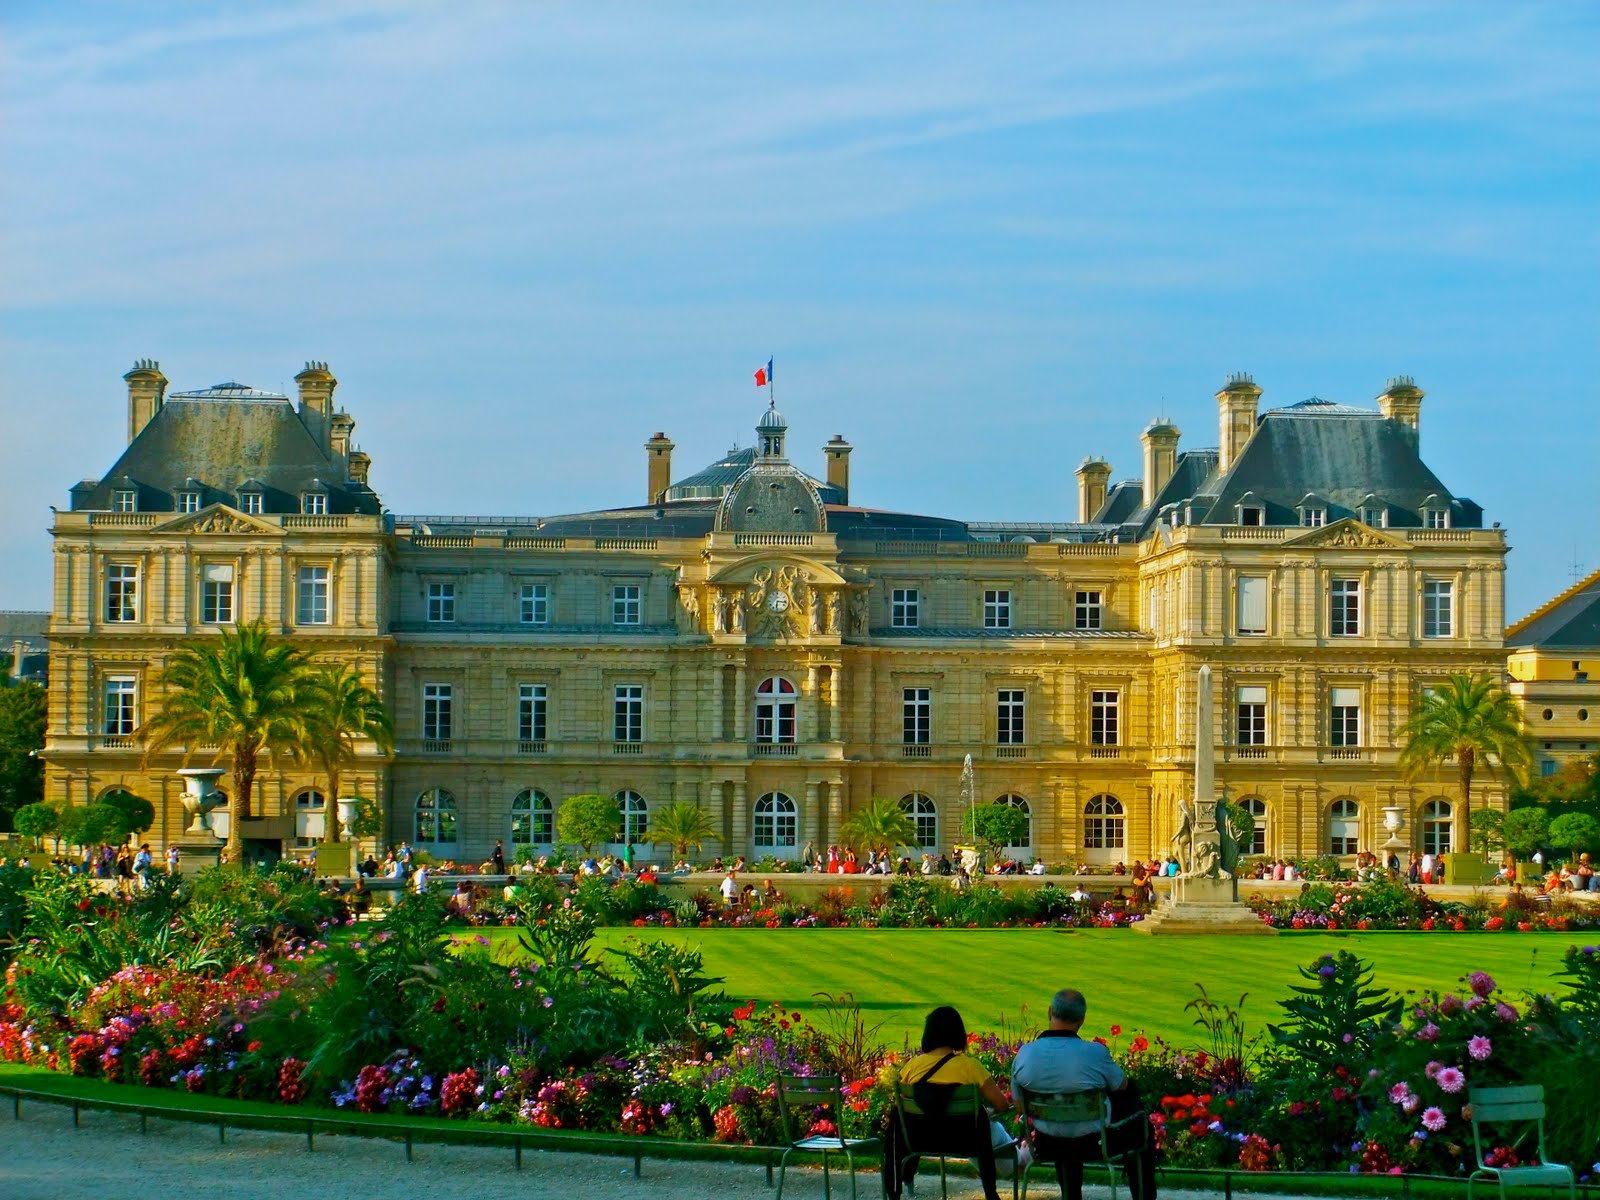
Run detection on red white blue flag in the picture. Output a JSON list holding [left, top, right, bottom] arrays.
[[754, 358, 773, 387]]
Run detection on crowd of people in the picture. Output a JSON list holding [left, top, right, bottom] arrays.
[[0, 841, 177, 895]]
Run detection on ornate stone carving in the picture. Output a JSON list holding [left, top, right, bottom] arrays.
[[1290, 518, 1406, 550], [676, 585, 700, 633]]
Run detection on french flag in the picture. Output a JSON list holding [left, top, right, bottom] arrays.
[[754, 358, 773, 387]]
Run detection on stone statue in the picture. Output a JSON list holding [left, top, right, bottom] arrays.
[[731, 597, 745, 633], [715, 589, 731, 633], [1180, 665, 1233, 881], [847, 590, 868, 634], [677, 586, 700, 632], [825, 592, 840, 634]]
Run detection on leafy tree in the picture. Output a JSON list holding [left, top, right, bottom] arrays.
[[962, 802, 1029, 853], [1549, 812, 1600, 858], [53, 805, 87, 852], [13, 802, 58, 849], [346, 796, 384, 841], [299, 663, 394, 843], [0, 680, 46, 831], [1397, 673, 1531, 839], [97, 790, 155, 839], [1503, 806, 1551, 861], [837, 796, 919, 850], [1469, 807, 1506, 856], [642, 800, 718, 858], [556, 793, 621, 852], [141, 620, 314, 864]]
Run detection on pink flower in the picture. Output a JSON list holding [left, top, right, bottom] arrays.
[[1436, 1066, 1465, 1094], [1468, 971, 1495, 998], [1416, 1023, 1441, 1042], [1389, 1083, 1412, 1105], [1468, 1036, 1492, 1061], [1422, 1107, 1447, 1132], [1494, 1002, 1518, 1023], [1424, 1061, 1442, 1078]]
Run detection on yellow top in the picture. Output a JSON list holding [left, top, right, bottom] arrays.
[[900, 1049, 992, 1088]]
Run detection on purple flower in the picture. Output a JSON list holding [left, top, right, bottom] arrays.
[[1436, 1066, 1465, 1094], [1468, 971, 1496, 998], [1416, 1023, 1441, 1042], [1389, 1083, 1412, 1105], [1422, 1106, 1447, 1132], [1495, 1002, 1518, 1023], [1439, 994, 1463, 1015], [1318, 964, 1337, 978], [1468, 1036, 1492, 1061]]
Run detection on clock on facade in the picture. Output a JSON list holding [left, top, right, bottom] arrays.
[[766, 590, 791, 613]]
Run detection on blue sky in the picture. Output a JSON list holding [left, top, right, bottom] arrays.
[[1, 2, 1595, 620]]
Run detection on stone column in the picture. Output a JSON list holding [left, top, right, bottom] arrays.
[[733, 662, 748, 743], [803, 780, 820, 851], [730, 780, 749, 857]]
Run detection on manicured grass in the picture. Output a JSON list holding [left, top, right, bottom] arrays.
[[500, 928, 1589, 1047]]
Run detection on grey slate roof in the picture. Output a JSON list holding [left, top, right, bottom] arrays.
[[667, 446, 844, 505], [71, 396, 381, 515], [1508, 570, 1600, 650]]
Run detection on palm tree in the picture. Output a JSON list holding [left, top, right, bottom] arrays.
[[642, 800, 719, 860], [836, 796, 919, 850], [141, 621, 314, 864], [1397, 673, 1531, 848], [301, 663, 394, 843]]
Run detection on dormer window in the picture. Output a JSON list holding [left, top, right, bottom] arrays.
[[1239, 505, 1263, 527], [240, 491, 263, 515], [1426, 508, 1449, 529], [112, 489, 137, 513], [1361, 506, 1386, 528], [1300, 507, 1326, 528], [301, 492, 327, 516], [178, 490, 201, 513]]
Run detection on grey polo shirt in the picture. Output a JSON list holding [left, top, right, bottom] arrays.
[[1010, 1031, 1125, 1137]]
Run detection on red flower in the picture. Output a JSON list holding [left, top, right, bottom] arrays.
[[1109, 1024, 1122, 1036]]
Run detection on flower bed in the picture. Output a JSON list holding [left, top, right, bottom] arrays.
[[1246, 878, 1600, 933]]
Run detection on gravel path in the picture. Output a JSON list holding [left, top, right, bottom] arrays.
[[0, 1101, 1353, 1200]]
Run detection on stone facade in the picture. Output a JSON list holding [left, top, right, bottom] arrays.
[[41, 364, 1511, 864]]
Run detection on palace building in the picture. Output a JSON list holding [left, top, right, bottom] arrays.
[[41, 363, 1511, 864]]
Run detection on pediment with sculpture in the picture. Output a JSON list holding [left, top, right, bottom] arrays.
[[1284, 517, 1409, 551], [149, 504, 283, 537], [679, 555, 857, 640]]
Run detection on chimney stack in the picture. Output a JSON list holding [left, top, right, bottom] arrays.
[[10, 640, 25, 681], [823, 435, 852, 503], [1216, 373, 1262, 474], [1377, 376, 1423, 440], [645, 432, 674, 504], [1140, 420, 1181, 507], [330, 411, 355, 460], [295, 361, 337, 452], [1075, 457, 1112, 523], [348, 449, 372, 487], [124, 359, 167, 444]]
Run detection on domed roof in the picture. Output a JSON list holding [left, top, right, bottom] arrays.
[[757, 402, 787, 431]]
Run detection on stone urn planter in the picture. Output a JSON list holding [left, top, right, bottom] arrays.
[[176, 767, 227, 837], [1380, 805, 1407, 854]]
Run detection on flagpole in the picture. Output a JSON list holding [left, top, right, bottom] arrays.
[[769, 355, 774, 407]]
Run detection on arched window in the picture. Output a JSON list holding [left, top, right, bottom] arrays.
[[613, 790, 648, 845], [1238, 796, 1267, 857], [1083, 794, 1125, 851], [416, 788, 458, 844], [900, 793, 938, 849], [996, 794, 1031, 851], [1328, 798, 1359, 856], [293, 788, 326, 847], [1421, 798, 1453, 856], [511, 789, 553, 846], [753, 792, 798, 851], [755, 676, 797, 744]]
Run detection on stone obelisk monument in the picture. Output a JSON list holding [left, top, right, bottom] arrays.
[[1135, 664, 1276, 934]]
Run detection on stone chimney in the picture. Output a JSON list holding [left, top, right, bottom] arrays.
[[10, 640, 25, 681], [348, 449, 372, 486], [823, 435, 852, 503], [1377, 376, 1423, 439], [330, 411, 355, 460], [1216, 373, 1262, 474], [645, 432, 674, 504], [295, 361, 337, 452], [1076, 457, 1111, 523], [1140, 420, 1180, 507], [124, 359, 167, 444]]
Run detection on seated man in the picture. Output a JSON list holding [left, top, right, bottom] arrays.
[[1011, 988, 1156, 1200]]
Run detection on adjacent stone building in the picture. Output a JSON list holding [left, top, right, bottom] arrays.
[[1507, 568, 1600, 779], [41, 363, 1510, 864]]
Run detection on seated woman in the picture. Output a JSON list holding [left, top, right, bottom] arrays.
[[885, 1006, 1011, 1200]]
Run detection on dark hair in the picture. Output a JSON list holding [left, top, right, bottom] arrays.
[[920, 1005, 968, 1052]]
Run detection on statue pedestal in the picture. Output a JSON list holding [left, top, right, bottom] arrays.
[[171, 839, 224, 879], [1135, 875, 1277, 936]]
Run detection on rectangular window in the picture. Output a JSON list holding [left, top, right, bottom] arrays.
[[112, 489, 137, 513], [102, 676, 137, 736], [902, 687, 931, 745], [178, 491, 201, 513], [1236, 685, 1268, 746], [1329, 687, 1361, 747], [240, 492, 263, 515], [1090, 690, 1119, 746], [1239, 505, 1263, 526], [519, 582, 550, 625], [613, 684, 644, 742], [1426, 508, 1449, 529], [1362, 507, 1386, 528], [301, 492, 327, 515], [422, 684, 453, 741], [200, 563, 234, 624], [891, 588, 920, 628], [612, 584, 641, 626], [983, 589, 1012, 629], [518, 684, 547, 743], [1329, 578, 1361, 637], [1423, 580, 1454, 638], [427, 581, 456, 623], [997, 689, 1025, 745], [1074, 590, 1102, 630], [105, 563, 138, 623], [1235, 576, 1267, 635], [296, 565, 330, 625], [1301, 507, 1326, 528]]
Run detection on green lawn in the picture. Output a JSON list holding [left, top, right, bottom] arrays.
[[503, 928, 1588, 1047]]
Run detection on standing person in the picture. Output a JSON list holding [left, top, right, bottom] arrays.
[[1011, 988, 1157, 1200], [801, 841, 819, 872], [133, 843, 152, 889], [412, 862, 430, 894], [1420, 850, 1436, 885], [115, 847, 135, 896], [622, 840, 635, 873], [166, 845, 181, 875], [883, 1006, 1011, 1200], [492, 840, 506, 875], [719, 870, 738, 909]]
